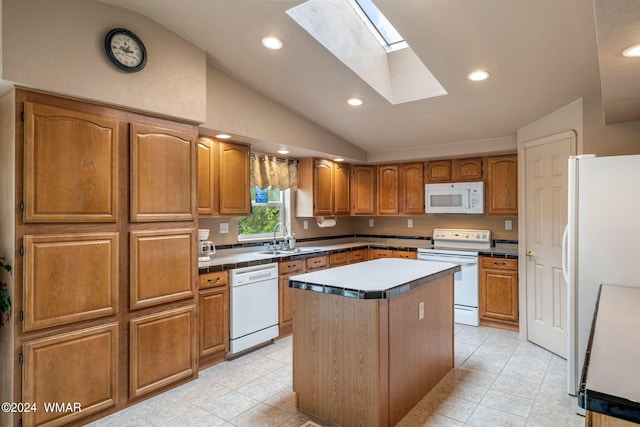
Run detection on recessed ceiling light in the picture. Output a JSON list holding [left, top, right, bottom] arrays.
[[262, 36, 283, 50], [467, 70, 490, 81], [622, 44, 640, 57], [347, 98, 363, 106], [334, 158, 345, 162], [277, 149, 290, 155], [215, 133, 231, 139]]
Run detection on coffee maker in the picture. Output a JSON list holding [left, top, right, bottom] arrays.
[[198, 229, 216, 261]]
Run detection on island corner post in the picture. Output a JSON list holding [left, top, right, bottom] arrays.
[[290, 259, 456, 426]]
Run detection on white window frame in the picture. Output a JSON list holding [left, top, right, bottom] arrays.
[[237, 188, 291, 242]]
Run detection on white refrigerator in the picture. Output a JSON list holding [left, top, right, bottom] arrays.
[[563, 154, 640, 395]]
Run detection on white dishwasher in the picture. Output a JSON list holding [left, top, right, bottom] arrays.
[[229, 262, 279, 356]]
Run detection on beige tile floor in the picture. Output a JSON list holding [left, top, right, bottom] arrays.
[[88, 325, 585, 426]]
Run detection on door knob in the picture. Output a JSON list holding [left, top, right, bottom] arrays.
[[526, 250, 535, 258]]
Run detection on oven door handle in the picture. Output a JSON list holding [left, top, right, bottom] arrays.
[[418, 255, 477, 265]]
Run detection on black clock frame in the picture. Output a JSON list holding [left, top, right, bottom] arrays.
[[104, 28, 147, 73]]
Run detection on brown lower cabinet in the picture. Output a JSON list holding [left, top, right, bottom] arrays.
[[198, 271, 229, 368], [129, 306, 196, 399], [278, 260, 306, 337], [22, 324, 118, 427], [479, 257, 519, 331]]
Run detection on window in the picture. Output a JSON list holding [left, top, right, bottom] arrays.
[[238, 186, 288, 240], [354, 0, 405, 49]]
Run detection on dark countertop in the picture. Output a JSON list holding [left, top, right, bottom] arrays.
[[198, 239, 518, 274], [579, 284, 640, 424], [289, 258, 460, 299]]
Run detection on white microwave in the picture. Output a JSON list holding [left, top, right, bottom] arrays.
[[425, 181, 484, 214]]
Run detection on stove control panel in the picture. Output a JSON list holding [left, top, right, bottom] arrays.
[[432, 228, 491, 243]]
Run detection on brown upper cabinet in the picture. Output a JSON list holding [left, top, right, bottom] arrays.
[[378, 163, 425, 215], [131, 123, 197, 222], [426, 157, 482, 183], [425, 160, 451, 183], [197, 137, 251, 217], [399, 162, 425, 214], [451, 157, 483, 181], [350, 165, 376, 215], [297, 158, 350, 217], [485, 154, 518, 215], [23, 101, 119, 223]]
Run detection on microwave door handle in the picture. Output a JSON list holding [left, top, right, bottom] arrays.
[[467, 187, 471, 211]]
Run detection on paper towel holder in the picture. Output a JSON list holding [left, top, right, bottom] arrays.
[[316, 216, 337, 227]]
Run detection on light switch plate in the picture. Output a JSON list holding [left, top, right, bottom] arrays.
[[505, 219, 512, 230], [303, 220, 308, 230], [220, 223, 229, 234], [408, 219, 413, 228], [369, 218, 374, 227], [419, 302, 424, 319]]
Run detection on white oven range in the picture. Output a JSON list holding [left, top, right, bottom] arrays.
[[417, 228, 491, 327]]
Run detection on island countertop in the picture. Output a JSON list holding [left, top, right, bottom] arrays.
[[289, 258, 460, 299]]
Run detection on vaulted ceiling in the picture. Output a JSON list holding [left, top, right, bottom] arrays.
[[100, 0, 640, 160]]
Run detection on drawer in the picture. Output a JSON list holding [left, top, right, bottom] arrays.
[[306, 255, 329, 271], [330, 252, 349, 266], [393, 250, 416, 260], [279, 259, 306, 276], [371, 249, 393, 259], [481, 257, 518, 271], [200, 270, 228, 289], [349, 249, 366, 263]]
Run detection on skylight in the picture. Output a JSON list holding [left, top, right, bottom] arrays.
[[354, 0, 404, 48]]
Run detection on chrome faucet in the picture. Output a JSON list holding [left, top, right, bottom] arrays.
[[273, 222, 288, 249]]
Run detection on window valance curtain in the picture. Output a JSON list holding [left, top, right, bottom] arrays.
[[250, 153, 299, 191]]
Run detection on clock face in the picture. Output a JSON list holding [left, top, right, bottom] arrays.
[[105, 28, 147, 72]]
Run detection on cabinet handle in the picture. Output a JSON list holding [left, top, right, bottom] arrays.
[[207, 277, 220, 283], [494, 262, 506, 266], [288, 265, 296, 269]]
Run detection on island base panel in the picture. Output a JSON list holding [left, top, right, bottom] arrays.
[[292, 275, 454, 427]]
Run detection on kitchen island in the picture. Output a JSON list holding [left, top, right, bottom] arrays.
[[289, 258, 460, 427]]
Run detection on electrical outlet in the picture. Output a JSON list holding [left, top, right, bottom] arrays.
[[303, 220, 308, 230], [219, 223, 229, 234], [505, 219, 512, 230], [419, 302, 424, 320], [369, 218, 374, 227], [408, 219, 413, 228]]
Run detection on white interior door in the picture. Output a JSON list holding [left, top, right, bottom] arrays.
[[523, 131, 575, 358]]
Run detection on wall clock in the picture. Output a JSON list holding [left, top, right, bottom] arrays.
[[104, 28, 147, 72]]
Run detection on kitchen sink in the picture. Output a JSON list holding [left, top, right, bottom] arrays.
[[257, 247, 324, 256], [258, 250, 294, 255]]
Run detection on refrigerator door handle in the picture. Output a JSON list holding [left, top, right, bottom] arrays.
[[562, 225, 569, 284]]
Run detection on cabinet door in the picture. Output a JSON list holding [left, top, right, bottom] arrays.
[[23, 102, 119, 223], [426, 160, 451, 183], [279, 275, 293, 329], [351, 165, 376, 215], [313, 159, 335, 216], [349, 249, 367, 263], [23, 324, 118, 427], [306, 255, 329, 271], [130, 306, 196, 398], [399, 162, 425, 214], [197, 137, 218, 216], [377, 164, 399, 215], [219, 142, 251, 215], [330, 252, 349, 267], [23, 233, 118, 331], [131, 123, 196, 222], [130, 229, 195, 309], [485, 155, 518, 215], [334, 162, 350, 215], [451, 157, 483, 181], [480, 268, 518, 324], [199, 287, 228, 358]]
